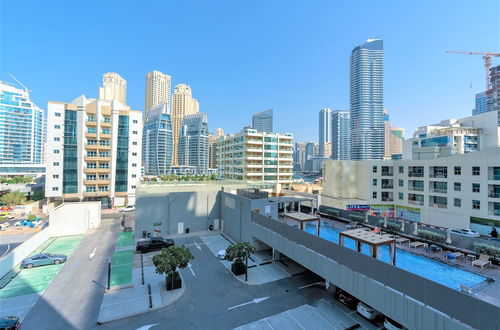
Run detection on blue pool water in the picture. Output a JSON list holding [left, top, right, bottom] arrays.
[[303, 222, 487, 290]]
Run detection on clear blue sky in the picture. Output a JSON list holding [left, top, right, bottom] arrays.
[[1, 1, 499, 143]]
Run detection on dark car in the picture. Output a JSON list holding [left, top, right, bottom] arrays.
[[0, 315, 20, 330], [334, 287, 359, 309], [136, 237, 174, 253]]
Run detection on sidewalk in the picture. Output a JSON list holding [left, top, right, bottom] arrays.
[[97, 236, 184, 323]]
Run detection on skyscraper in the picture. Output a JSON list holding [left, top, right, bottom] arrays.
[[318, 108, 332, 157], [331, 110, 351, 160], [145, 70, 171, 119], [383, 110, 404, 159], [473, 65, 500, 115], [252, 109, 273, 132], [142, 102, 173, 175], [98, 72, 127, 105], [293, 142, 307, 171], [350, 39, 384, 160], [171, 84, 199, 165], [178, 112, 209, 174], [0, 81, 45, 169]]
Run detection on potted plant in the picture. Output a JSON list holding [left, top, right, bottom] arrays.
[[152, 245, 194, 291], [225, 242, 256, 276]]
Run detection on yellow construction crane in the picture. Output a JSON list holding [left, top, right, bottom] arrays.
[[446, 50, 500, 90]]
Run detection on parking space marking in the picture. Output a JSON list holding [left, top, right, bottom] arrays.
[[286, 311, 306, 330], [298, 281, 323, 290], [264, 318, 275, 330], [1, 244, 10, 258]]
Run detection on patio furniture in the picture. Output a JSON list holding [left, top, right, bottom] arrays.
[[466, 254, 477, 261], [472, 254, 491, 269], [430, 244, 442, 252], [395, 237, 410, 244], [409, 241, 427, 249]]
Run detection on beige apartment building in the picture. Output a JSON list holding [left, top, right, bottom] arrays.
[[144, 70, 171, 119], [98, 72, 127, 105], [171, 83, 199, 165]]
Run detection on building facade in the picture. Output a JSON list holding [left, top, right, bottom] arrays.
[[293, 142, 307, 171], [215, 128, 293, 185], [252, 109, 273, 133], [178, 112, 209, 174], [0, 82, 45, 170], [350, 39, 384, 160], [98, 72, 127, 105], [142, 102, 173, 176], [322, 147, 500, 229], [45, 81, 142, 207], [331, 110, 351, 160], [171, 84, 199, 165], [318, 108, 332, 157], [144, 70, 171, 119], [383, 110, 404, 159], [473, 64, 500, 115]]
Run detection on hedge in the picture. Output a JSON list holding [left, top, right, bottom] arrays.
[[378, 219, 402, 232], [417, 229, 446, 243], [472, 242, 500, 257]]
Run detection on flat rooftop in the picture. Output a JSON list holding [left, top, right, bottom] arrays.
[[340, 228, 395, 246]]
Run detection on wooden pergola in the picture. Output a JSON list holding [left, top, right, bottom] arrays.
[[284, 212, 321, 236], [339, 228, 397, 265]]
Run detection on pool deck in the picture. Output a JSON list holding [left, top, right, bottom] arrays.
[[315, 216, 500, 307]]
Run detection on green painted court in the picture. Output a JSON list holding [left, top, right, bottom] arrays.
[[109, 249, 133, 287], [116, 231, 135, 247], [0, 235, 83, 299]]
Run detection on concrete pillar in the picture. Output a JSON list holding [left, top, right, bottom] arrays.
[[446, 229, 452, 244], [383, 216, 388, 228], [325, 280, 330, 290], [365, 212, 369, 223], [414, 222, 419, 236], [357, 241, 362, 252], [272, 248, 281, 261], [298, 201, 301, 213], [401, 220, 405, 232]]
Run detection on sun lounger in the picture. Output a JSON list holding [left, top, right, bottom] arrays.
[[472, 254, 491, 269], [395, 237, 410, 244], [409, 241, 427, 249]]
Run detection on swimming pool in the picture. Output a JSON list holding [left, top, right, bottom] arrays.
[[303, 222, 487, 290]]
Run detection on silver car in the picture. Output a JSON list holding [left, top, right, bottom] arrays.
[[21, 253, 67, 269]]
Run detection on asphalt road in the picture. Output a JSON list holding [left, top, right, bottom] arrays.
[[0, 232, 35, 257], [95, 235, 329, 330]]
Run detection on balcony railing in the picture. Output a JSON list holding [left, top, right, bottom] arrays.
[[489, 192, 500, 198], [408, 172, 424, 177], [382, 198, 393, 202], [409, 186, 424, 192], [408, 200, 424, 206], [429, 173, 448, 179], [381, 184, 394, 189], [430, 188, 448, 193], [429, 202, 447, 209]]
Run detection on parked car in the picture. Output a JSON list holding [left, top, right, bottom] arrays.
[[0, 315, 20, 330], [384, 317, 405, 330], [41, 221, 49, 230], [218, 249, 226, 260], [21, 253, 68, 269], [334, 287, 359, 309], [14, 220, 41, 227], [0, 222, 10, 230], [4, 215, 15, 220], [0, 206, 13, 212], [120, 205, 135, 212], [455, 228, 481, 237], [136, 237, 174, 253], [357, 302, 381, 320]]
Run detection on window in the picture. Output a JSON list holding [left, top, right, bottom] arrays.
[[87, 115, 95, 122], [52, 187, 59, 191], [99, 152, 109, 157], [53, 162, 59, 166], [87, 139, 97, 145], [87, 163, 96, 169], [54, 137, 60, 142], [399, 179, 404, 187], [54, 150, 60, 154], [399, 166, 404, 174], [86, 186, 96, 192], [372, 191, 377, 199], [86, 175, 96, 180], [131, 185, 136, 189], [99, 163, 109, 169], [132, 163, 137, 167], [132, 142, 138, 146], [472, 167, 480, 176], [472, 200, 480, 209], [132, 174, 136, 178], [55, 112, 61, 117], [100, 140, 110, 146], [102, 128, 110, 134], [454, 166, 461, 175], [54, 125, 61, 129], [454, 198, 461, 207], [133, 120, 138, 124], [132, 131, 138, 135], [87, 151, 97, 157], [454, 182, 461, 191], [99, 186, 109, 192], [399, 192, 404, 200], [132, 152, 137, 156], [103, 117, 111, 123], [472, 183, 480, 193], [372, 179, 377, 186], [87, 127, 96, 134], [372, 166, 377, 173], [53, 174, 59, 179], [99, 174, 109, 180]]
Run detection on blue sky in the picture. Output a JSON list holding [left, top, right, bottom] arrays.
[[1, 1, 499, 143]]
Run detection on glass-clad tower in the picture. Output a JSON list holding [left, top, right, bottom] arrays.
[[252, 109, 273, 133], [318, 108, 332, 156], [350, 39, 384, 160], [0, 82, 44, 165], [142, 102, 173, 175], [178, 112, 209, 174], [332, 110, 351, 160]]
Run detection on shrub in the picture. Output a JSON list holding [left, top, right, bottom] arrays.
[[27, 214, 36, 221], [0, 216, 5, 222], [0, 191, 26, 206], [417, 229, 446, 243], [472, 242, 500, 257], [378, 219, 402, 232]]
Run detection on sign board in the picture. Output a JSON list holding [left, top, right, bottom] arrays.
[[264, 206, 271, 216], [153, 222, 162, 226], [346, 204, 370, 211]]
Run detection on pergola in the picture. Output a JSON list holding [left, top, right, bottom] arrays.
[[284, 212, 321, 236], [339, 228, 397, 265]]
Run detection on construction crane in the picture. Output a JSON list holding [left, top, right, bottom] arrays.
[[446, 50, 500, 90]]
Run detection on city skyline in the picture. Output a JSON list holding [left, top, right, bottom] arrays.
[[1, 1, 498, 143]]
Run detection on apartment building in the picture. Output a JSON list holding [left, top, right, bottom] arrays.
[[45, 92, 142, 208], [178, 112, 209, 174], [142, 102, 173, 176], [322, 147, 500, 229], [144, 70, 171, 119], [215, 128, 293, 185]]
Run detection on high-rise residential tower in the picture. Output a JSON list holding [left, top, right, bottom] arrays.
[[171, 84, 199, 165], [144, 70, 171, 119], [473, 65, 500, 115], [178, 112, 209, 174], [350, 39, 384, 160], [318, 108, 332, 157], [332, 110, 351, 160], [98, 72, 127, 105], [383, 110, 404, 159], [45, 76, 142, 207], [0, 81, 45, 175], [252, 109, 273, 133], [142, 102, 173, 176]]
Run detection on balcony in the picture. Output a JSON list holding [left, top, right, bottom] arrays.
[[429, 166, 448, 179], [381, 184, 394, 189], [408, 200, 424, 206], [84, 156, 110, 162], [278, 149, 293, 154], [83, 168, 110, 173], [100, 133, 111, 139], [101, 121, 111, 128], [83, 191, 109, 198], [488, 167, 500, 180], [83, 179, 111, 185], [85, 132, 97, 139], [381, 166, 394, 176], [429, 202, 447, 209], [430, 188, 447, 194], [85, 144, 100, 150], [85, 121, 97, 126]]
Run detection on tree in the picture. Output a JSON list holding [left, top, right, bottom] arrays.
[[153, 245, 194, 290], [225, 242, 256, 275], [0, 191, 26, 206], [31, 191, 45, 202]]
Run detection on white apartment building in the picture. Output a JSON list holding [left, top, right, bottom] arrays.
[[322, 147, 500, 229], [215, 128, 293, 186], [45, 93, 142, 208], [404, 110, 500, 160]]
